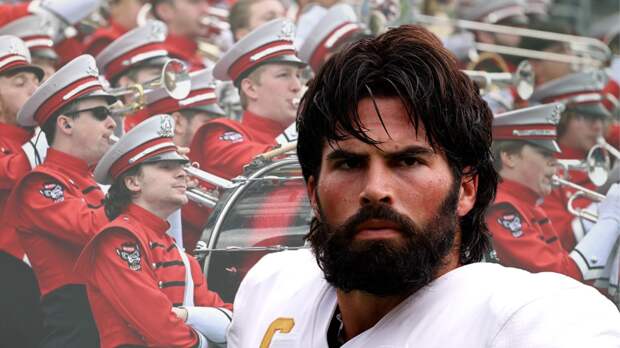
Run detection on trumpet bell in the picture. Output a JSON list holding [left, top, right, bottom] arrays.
[[514, 60, 534, 100], [161, 59, 191, 100], [586, 144, 611, 186]]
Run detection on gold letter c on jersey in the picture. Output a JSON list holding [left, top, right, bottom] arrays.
[[260, 317, 295, 348]]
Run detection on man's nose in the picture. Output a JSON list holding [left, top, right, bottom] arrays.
[[290, 74, 302, 92], [359, 161, 394, 206], [106, 115, 117, 130]]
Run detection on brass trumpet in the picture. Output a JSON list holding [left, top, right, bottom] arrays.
[[556, 144, 612, 187], [107, 59, 191, 117], [551, 175, 604, 223], [463, 60, 534, 100]]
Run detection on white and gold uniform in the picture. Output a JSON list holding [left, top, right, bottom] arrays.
[[228, 249, 620, 348]]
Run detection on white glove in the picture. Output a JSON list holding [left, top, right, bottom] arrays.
[[185, 306, 231, 345], [21, 128, 48, 169], [599, 183, 620, 227], [276, 122, 298, 145]]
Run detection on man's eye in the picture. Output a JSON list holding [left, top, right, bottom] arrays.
[[396, 157, 419, 167], [335, 158, 362, 169]]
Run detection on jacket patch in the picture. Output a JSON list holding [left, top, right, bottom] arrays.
[[40, 183, 64, 202], [498, 213, 523, 238], [116, 243, 142, 271], [219, 131, 244, 143]]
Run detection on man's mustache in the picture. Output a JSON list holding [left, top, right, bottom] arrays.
[[337, 203, 419, 240]]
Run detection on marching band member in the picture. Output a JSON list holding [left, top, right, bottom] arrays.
[[151, 0, 211, 70], [297, 3, 364, 74], [530, 70, 613, 249], [76, 114, 231, 348], [0, 13, 59, 81], [184, 18, 305, 240], [130, 68, 227, 251], [228, 25, 620, 347], [7, 55, 117, 347], [487, 103, 620, 287], [0, 35, 45, 348], [96, 19, 173, 131]]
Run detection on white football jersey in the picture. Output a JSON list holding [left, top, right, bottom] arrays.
[[228, 249, 620, 348]]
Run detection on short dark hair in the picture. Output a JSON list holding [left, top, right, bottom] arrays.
[[104, 165, 142, 220], [41, 99, 80, 145], [296, 25, 498, 264], [491, 140, 527, 171]]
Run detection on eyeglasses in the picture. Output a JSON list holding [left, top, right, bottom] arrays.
[[65, 106, 111, 121]]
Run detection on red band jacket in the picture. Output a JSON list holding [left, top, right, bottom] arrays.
[[76, 203, 231, 348], [486, 179, 583, 281], [8, 148, 108, 296], [0, 123, 34, 261]]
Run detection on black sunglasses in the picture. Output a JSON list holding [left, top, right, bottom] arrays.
[[65, 106, 112, 121]]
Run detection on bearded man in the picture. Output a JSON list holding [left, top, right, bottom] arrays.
[[226, 25, 620, 347]]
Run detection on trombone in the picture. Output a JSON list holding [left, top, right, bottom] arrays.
[[463, 60, 534, 100], [107, 59, 191, 117], [412, 14, 611, 69]]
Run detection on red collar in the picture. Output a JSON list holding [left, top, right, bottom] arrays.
[[242, 110, 288, 140], [498, 178, 543, 206], [556, 143, 586, 160], [125, 203, 170, 236], [0, 123, 33, 144], [44, 148, 92, 177]]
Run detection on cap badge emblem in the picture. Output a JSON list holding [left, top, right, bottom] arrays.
[[150, 22, 167, 41], [86, 65, 99, 77], [546, 103, 564, 124], [158, 115, 174, 137], [278, 21, 295, 40]]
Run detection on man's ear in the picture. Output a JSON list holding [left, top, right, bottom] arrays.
[[500, 151, 517, 169], [240, 77, 258, 100], [457, 171, 478, 217], [56, 115, 73, 136], [307, 175, 320, 219], [123, 174, 141, 194], [171, 111, 186, 136]]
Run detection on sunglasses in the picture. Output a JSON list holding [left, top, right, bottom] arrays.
[[65, 106, 112, 121]]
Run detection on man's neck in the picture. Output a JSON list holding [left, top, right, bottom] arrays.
[[335, 289, 410, 341], [132, 199, 177, 220], [53, 140, 93, 167]]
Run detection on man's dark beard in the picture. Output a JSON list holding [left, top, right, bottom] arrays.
[[308, 184, 460, 297]]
